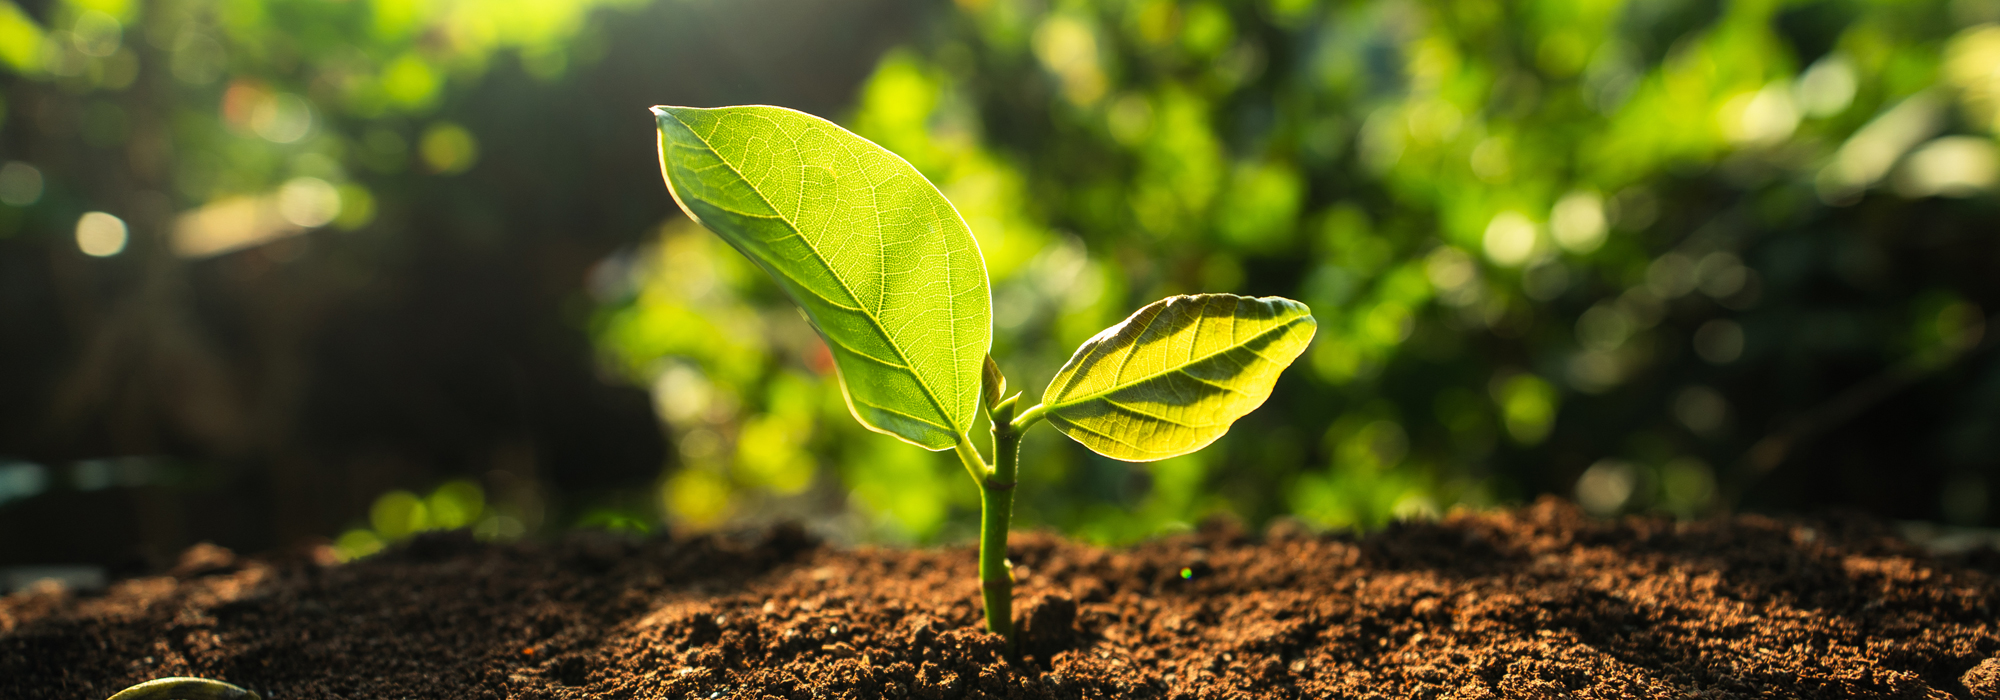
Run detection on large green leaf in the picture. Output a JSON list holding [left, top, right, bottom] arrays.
[[1042, 294, 1315, 461], [653, 105, 991, 450]]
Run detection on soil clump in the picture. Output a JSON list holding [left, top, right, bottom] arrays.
[[5, 498, 1999, 699]]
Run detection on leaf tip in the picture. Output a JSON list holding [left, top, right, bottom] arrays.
[[651, 105, 691, 126]]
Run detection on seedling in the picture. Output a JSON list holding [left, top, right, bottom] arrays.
[[652, 105, 1315, 647], [107, 677, 258, 700]]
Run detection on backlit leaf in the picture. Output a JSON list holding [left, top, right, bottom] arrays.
[[1042, 294, 1315, 461], [654, 105, 991, 450]]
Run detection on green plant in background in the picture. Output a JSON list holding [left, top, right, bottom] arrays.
[[652, 104, 1314, 644], [788, 0, 2000, 531], [329, 478, 522, 561]]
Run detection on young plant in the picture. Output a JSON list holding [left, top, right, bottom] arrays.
[[652, 105, 1315, 646], [106, 677, 258, 700]]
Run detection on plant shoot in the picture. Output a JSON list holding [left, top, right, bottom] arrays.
[[652, 104, 1314, 648]]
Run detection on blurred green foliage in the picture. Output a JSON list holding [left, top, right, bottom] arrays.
[[0, 0, 723, 557], [332, 478, 530, 561], [0, 0, 639, 234], [5, 0, 1998, 551], [597, 0, 2000, 541]]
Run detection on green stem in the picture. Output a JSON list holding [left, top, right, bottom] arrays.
[[1011, 402, 1048, 432], [953, 437, 989, 485], [976, 399, 1025, 647]]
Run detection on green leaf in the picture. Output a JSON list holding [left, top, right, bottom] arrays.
[[1041, 294, 1315, 461], [653, 105, 991, 450]]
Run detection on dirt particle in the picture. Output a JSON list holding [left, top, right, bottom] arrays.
[[170, 543, 239, 578], [1019, 592, 1077, 661], [1967, 658, 2000, 699]]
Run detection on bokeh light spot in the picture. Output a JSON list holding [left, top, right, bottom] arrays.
[[1575, 460, 1638, 516], [370, 490, 427, 539], [278, 177, 341, 227], [1550, 191, 1606, 253], [1693, 319, 1745, 364], [420, 122, 479, 174], [1894, 136, 1997, 198], [1492, 373, 1557, 445], [0, 161, 43, 206], [382, 53, 441, 109], [1794, 53, 1856, 118], [70, 10, 122, 58], [1482, 212, 1540, 267], [253, 93, 315, 143], [1660, 458, 1716, 516], [1673, 385, 1729, 437], [75, 211, 127, 257], [1719, 83, 1799, 145]]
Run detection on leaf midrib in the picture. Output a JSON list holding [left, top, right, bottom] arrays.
[[1047, 316, 1302, 412], [668, 109, 961, 435]]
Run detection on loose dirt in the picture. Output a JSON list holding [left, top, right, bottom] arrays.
[[5, 498, 1999, 699]]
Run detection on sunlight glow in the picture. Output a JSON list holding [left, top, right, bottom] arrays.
[[1894, 136, 1998, 198], [1550, 191, 1607, 253], [1481, 211, 1540, 267], [74, 211, 127, 257]]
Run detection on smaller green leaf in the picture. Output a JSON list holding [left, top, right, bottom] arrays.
[[1041, 294, 1315, 462], [982, 355, 1007, 412]]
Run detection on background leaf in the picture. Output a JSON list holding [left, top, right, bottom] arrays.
[[654, 105, 990, 450], [1043, 294, 1316, 462]]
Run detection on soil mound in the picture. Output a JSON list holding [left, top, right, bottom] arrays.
[[6, 498, 1999, 699]]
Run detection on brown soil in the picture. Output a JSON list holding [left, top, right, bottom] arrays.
[[6, 498, 2000, 699]]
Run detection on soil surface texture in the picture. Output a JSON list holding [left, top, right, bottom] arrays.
[[6, 498, 2000, 699]]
